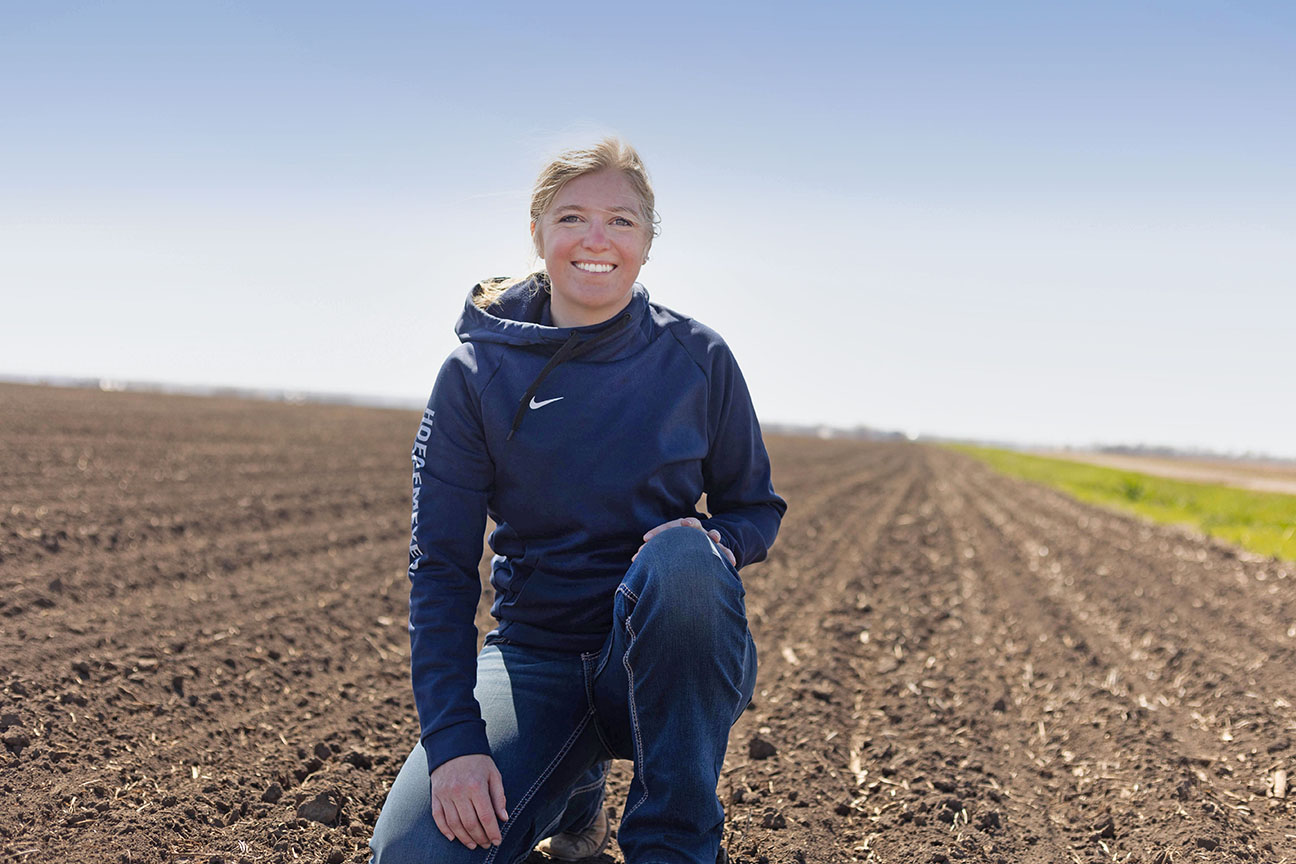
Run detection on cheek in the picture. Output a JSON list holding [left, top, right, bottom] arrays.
[[543, 228, 582, 257], [537, 231, 566, 262], [630, 235, 651, 262]]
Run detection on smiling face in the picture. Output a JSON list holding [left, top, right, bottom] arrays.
[[533, 168, 651, 328]]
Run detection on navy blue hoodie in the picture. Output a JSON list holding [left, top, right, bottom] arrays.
[[408, 275, 786, 773]]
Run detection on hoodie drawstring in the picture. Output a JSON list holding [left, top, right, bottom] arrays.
[[507, 311, 633, 441]]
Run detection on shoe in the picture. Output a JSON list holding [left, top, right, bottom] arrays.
[[535, 808, 611, 861]]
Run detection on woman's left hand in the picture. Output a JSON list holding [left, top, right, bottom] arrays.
[[634, 517, 736, 567]]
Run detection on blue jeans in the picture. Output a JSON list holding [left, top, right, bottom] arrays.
[[369, 527, 758, 864]]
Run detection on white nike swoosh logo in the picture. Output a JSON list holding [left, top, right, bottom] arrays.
[[529, 396, 565, 409]]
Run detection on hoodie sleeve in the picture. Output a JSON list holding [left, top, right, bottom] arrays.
[[697, 341, 787, 569], [408, 344, 495, 776]]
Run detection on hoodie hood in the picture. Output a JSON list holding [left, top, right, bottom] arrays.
[[455, 273, 652, 362], [456, 274, 655, 440]]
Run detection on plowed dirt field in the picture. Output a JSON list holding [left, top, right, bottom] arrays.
[[2, 383, 1293, 863]]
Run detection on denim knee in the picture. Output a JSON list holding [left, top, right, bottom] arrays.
[[631, 526, 739, 590], [621, 526, 746, 648], [369, 822, 475, 864], [371, 818, 518, 864]]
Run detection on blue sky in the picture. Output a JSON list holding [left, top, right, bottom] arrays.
[[3, 2, 1293, 456]]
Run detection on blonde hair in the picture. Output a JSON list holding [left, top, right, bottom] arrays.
[[473, 137, 659, 311]]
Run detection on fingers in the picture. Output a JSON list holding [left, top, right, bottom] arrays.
[[470, 786, 504, 848], [715, 538, 738, 566], [430, 796, 453, 843], [706, 529, 737, 566], [715, 538, 736, 566], [448, 795, 490, 849], [636, 518, 697, 562], [434, 794, 480, 849], [642, 516, 701, 542], [436, 794, 475, 847], [634, 518, 736, 567], [488, 762, 509, 824], [428, 755, 506, 849]]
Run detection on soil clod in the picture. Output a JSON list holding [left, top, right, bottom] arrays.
[[748, 735, 777, 760], [296, 788, 342, 825]]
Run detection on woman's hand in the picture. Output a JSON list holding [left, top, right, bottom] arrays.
[[635, 516, 736, 567], [428, 753, 509, 849]]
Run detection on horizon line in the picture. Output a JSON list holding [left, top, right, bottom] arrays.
[[3, 372, 1291, 465]]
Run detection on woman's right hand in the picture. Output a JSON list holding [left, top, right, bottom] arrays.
[[635, 516, 737, 567], [429, 753, 509, 849]]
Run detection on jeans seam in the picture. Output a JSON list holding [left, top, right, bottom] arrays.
[[582, 647, 610, 683], [592, 646, 610, 678], [536, 810, 564, 845], [568, 770, 607, 795], [563, 762, 608, 832], [583, 653, 619, 756], [621, 624, 648, 820], [485, 710, 593, 863]]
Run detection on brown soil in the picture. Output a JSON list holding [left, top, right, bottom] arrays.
[[2, 382, 1293, 863]]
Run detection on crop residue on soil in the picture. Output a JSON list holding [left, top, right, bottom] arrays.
[[1, 383, 1294, 863]]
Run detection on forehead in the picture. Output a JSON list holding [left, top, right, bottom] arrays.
[[549, 169, 641, 214]]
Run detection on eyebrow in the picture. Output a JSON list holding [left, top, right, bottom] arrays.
[[552, 204, 639, 216]]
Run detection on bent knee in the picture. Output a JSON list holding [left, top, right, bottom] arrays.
[[369, 807, 471, 864], [370, 829, 478, 864], [626, 527, 744, 621], [636, 525, 730, 579]]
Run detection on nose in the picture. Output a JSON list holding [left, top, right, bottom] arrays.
[[582, 220, 609, 250]]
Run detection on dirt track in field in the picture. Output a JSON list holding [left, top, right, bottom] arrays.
[[2, 383, 1294, 864]]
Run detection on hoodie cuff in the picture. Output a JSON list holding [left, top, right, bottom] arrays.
[[421, 719, 491, 776]]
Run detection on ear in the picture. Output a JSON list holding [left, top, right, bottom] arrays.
[[530, 220, 544, 257]]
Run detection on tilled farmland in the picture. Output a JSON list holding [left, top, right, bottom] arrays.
[[1, 382, 1293, 863]]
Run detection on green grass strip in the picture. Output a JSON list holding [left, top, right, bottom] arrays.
[[949, 445, 1296, 563]]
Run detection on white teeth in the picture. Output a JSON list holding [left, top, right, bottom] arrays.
[[574, 262, 614, 273]]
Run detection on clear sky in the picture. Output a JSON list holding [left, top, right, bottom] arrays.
[[3, 2, 1293, 457]]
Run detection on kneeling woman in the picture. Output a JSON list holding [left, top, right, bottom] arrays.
[[370, 138, 785, 864]]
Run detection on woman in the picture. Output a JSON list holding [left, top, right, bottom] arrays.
[[370, 138, 785, 864]]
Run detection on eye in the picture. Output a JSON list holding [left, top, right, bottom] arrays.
[[557, 214, 581, 223], [612, 217, 635, 227]]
